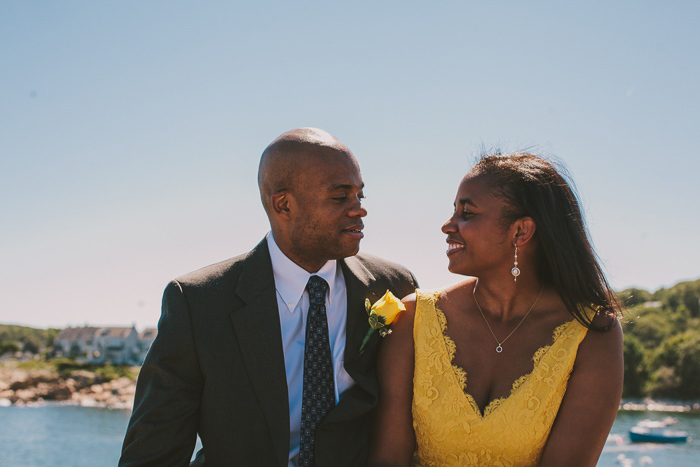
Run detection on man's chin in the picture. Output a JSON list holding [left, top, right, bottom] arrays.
[[334, 242, 361, 259]]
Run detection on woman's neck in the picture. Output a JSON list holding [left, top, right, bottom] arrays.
[[473, 275, 546, 321]]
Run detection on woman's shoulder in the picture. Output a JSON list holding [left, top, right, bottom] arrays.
[[428, 278, 477, 311], [414, 278, 477, 302], [579, 313, 623, 352], [397, 279, 475, 329], [571, 311, 623, 384]]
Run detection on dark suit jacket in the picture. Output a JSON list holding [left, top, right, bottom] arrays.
[[119, 238, 417, 467]]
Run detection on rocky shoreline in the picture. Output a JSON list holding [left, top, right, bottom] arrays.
[[0, 362, 136, 410], [2, 361, 699, 414]]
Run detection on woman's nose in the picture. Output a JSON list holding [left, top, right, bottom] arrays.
[[441, 215, 456, 233]]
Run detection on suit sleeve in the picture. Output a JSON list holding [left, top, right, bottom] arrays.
[[119, 280, 203, 466], [409, 270, 419, 291], [395, 268, 419, 299]]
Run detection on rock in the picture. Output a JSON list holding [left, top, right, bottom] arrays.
[[117, 384, 135, 396], [64, 378, 77, 390], [43, 385, 73, 401], [110, 377, 133, 390], [0, 361, 137, 407], [79, 397, 98, 407], [9, 379, 31, 391], [11, 389, 36, 403], [94, 390, 111, 402], [35, 382, 52, 393], [68, 370, 103, 388], [106, 395, 120, 405]]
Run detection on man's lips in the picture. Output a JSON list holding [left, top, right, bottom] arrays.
[[342, 226, 364, 239]]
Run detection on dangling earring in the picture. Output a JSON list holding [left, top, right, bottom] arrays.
[[511, 243, 520, 282]]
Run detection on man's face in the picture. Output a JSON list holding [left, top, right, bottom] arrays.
[[286, 149, 367, 272]]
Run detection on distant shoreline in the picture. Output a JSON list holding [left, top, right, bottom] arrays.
[[619, 399, 700, 414], [2, 358, 699, 414], [0, 360, 136, 410]]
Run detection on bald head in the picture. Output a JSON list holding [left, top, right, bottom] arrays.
[[258, 128, 356, 214], [256, 128, 367, 270]]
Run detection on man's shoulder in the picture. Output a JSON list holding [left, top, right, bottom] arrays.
[[351, 252, 414, 281], [173, 241, 269, 289], [174, 254, 246, 286]]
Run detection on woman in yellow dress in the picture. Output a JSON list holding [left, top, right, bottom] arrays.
[[368, 153, 623, 466]]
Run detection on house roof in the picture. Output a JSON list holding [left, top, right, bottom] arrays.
[[96, 327, 135, 338], [139, 328, 157, 340], [55, 327, 99, 342]]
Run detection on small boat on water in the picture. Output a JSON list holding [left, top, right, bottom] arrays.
[[629, 418, 689, 444]]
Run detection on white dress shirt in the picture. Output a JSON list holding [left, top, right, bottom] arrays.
[[267, 233, 356, 467]]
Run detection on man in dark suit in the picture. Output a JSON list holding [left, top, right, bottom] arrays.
[[119, 128, 417, 466]]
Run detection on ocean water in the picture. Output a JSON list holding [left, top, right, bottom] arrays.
[[599, 411, 699, 467], [0, 405, 697, 466], [0, 405, 131, 466]]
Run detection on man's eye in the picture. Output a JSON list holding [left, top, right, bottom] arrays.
[[332, 196, 347, 201], [461, 211, 473, 219]]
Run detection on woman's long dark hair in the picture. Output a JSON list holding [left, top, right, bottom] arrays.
[[471, 152, 620, 331]]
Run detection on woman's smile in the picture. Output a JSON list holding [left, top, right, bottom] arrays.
[[446, 241, 465, 256]]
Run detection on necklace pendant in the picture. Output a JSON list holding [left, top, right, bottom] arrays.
[[496, 344, 503, 353]]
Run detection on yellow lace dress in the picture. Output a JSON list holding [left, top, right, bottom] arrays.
[[412, 290, 589, 467]]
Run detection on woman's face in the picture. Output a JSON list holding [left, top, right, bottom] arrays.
[[441, 174, 514, 277]]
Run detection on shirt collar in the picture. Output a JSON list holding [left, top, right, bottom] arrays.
[[267, 232, 337, 313]]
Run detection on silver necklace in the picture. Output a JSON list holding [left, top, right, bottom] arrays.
[[472, 280, 545, 353]]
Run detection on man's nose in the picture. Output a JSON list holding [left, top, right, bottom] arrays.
[[349, 202, 367, 218]]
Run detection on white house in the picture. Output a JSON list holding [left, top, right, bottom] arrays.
[[53, 326, 145, 365], [89, 327, 140, 365], [137, 328, 158, 364], [54, 327, 99, 360]]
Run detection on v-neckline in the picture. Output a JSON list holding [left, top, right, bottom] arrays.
[[432, 294, 576, 419]]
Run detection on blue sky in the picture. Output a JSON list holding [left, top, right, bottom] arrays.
[[2, 1, 698, 328]]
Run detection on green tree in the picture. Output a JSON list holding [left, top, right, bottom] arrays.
[[0, 341, 20, 356], [646, 366, 681, 398], [618, 288, 652, 307], [21, 340, 40, 354], [622, 334, 648, 397], [646, 330, 700, 399], [46, 328, 60, 348], [624, 308, 672, 349], [681, 284, 700, 317], [676, 332, 700, 398], [652, 287, 667, 303]]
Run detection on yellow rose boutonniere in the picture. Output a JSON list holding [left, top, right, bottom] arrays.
[[359, 290, 406, 353]]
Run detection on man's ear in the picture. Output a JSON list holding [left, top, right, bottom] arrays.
[[513, 216, 537, 247], [271, 192, 292, 220]]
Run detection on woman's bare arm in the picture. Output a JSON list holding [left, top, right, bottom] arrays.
[[366, 294, 418, 467], [539, 320, 624, 466]]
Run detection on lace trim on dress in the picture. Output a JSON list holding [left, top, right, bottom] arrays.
[[412, 289, 591, 466], [429, 290, 578, 418]]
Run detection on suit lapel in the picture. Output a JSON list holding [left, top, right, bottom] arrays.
[[319, 256, 379, 425], [229, 239, 289, 467], [341, 256, 375, 372]]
